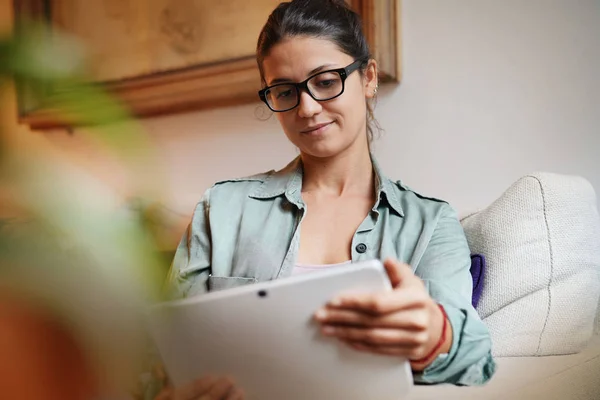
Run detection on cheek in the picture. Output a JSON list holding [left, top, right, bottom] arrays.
[[276, 112, 301, 142], [276, 112, 294, 132], [335, 89, 367, 128]]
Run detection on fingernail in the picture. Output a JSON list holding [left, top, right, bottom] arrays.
[[329, 298, 342, 307], [314, 309, 327, 320]]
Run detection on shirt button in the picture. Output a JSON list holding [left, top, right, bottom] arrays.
[[355, 243, 368, 254]]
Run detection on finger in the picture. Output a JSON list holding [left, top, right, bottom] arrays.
[[315, 308, 429, 331], [383, 259, 422, 290], [176, 375, 217, 400], [383, 258, 407, 288], [322, 326, 428, 346], [328, 288, 429, 315], [225, 387, 245, 400], [205, 376, 235, 400]]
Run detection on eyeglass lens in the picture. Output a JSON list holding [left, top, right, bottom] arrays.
[[265, 70, 344, 111]]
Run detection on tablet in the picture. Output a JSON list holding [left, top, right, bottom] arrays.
[[147, 259, 413, 400]]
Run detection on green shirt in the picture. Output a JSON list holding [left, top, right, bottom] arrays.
[[167, 156, 496, 386]]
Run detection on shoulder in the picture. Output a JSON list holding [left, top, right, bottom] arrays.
[[393, 179, 448, 204], [386, 179, 466, 243], [390, 180, 448, 207], [200, 170, 274, 199], [189, 171, 276, 219], [201, 157, 301, 204], [383, 176, 456, 220], [212, 170, 274, 190]]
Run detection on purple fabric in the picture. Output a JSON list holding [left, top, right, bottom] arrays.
[[470, 254, 486, 309]]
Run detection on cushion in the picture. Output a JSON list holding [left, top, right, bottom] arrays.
[[460, 173, 600, 357], [470, 254, 486, 309]]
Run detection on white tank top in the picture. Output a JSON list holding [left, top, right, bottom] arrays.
[[291, 260, 352, 276]]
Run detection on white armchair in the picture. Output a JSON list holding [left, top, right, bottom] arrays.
[[411, 172, 600, 399]]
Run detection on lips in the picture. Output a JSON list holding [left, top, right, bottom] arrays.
[[301, 121, 334, 134]]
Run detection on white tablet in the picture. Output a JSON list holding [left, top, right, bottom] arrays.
[[147, 259, 413, 400]]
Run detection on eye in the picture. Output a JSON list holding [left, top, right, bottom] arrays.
[[312, 72, 341, 89], [276, 89, 293, 99], [317, 79, 336, 88]]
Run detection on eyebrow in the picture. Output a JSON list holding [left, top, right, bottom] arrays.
[[268, 63, 338, 86]]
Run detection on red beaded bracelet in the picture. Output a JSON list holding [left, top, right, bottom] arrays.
[[411, 304, 448, 364]]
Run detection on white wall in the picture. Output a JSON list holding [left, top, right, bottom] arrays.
[[49, 0, 600, 218], [374, 0, 600, 213]]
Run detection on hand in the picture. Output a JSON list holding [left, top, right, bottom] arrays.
[[313, 258, 451, 370], [153, 368, 244, 400]]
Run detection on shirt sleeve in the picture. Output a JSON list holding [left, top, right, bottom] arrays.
[[413, 203, 496, 386], [139, 190, 214, 400], [164, 189, 213, 299]]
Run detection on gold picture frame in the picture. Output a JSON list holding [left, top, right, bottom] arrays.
[[14, 0, 402, 129]]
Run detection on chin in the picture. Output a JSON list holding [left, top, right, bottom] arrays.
[[298, 142, 350, 159]]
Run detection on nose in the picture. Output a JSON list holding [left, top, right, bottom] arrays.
[[296, 91, 322, 119]]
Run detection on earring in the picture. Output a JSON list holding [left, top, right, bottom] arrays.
[[373, 85, 378, 96]]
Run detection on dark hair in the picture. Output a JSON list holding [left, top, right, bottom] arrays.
[[256, 0, 380, 142]]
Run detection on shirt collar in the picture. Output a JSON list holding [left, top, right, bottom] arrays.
[[249, 155, 404, 217], [371, 157, 405, 217], [249, 157, 304, 206]]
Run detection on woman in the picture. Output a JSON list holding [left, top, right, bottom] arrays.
[[153, 0, 496, 398]]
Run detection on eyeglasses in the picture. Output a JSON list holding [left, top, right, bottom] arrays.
[[258, 59, 364, 112]]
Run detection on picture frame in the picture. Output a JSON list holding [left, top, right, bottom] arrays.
[[13, 0, 402, 130]]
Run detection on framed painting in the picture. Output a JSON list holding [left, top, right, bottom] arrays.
[[13, 0, 402, 129]]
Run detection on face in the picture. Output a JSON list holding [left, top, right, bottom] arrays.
[[261, 36, 378, 159]]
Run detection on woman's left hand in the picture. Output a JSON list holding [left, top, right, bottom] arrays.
[[314, 258, 451, 370]]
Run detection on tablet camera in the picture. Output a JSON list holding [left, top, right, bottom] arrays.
[[258, 290, 268, 298]]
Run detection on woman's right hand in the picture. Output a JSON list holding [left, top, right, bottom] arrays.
[[154, 375, 245, 400]]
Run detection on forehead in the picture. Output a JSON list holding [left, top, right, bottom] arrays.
[[262, 36, 354, 83]]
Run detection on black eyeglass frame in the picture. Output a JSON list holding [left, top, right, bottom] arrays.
[[258, 59, 365, 112]]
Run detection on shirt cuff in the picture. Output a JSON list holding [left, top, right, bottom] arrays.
[[413, 302, 496, 386]]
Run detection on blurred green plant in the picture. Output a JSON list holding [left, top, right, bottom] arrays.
[[0, 22, 170, 397]]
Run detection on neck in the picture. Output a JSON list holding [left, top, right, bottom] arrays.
[[300, 146, 374, 197]]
